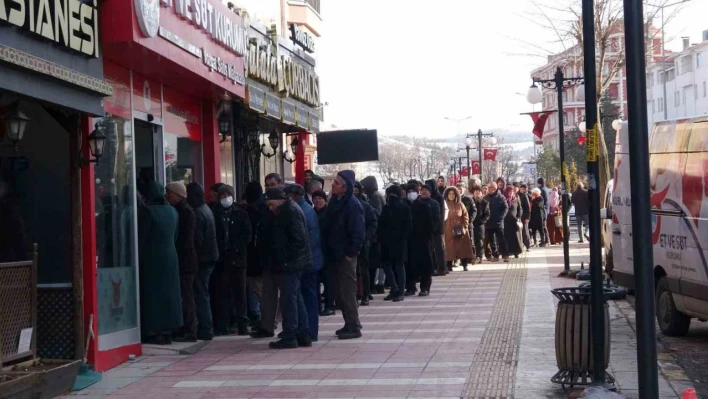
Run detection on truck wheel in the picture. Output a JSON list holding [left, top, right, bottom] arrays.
[[656, 277, 691, 336]]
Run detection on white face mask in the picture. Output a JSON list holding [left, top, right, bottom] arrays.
[[407, 192, 419, 201], [220, 197, 234, 208]]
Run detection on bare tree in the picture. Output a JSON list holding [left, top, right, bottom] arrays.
[[498, 145, 521, 181], [315, 163, 344, 178]]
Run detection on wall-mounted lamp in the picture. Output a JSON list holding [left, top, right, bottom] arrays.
[[79, 122, 108, 167], [283, 137, 298, 163], [2, 106, 30, 151], [261, 130, 279, 158], [217, 99, 232, 143]]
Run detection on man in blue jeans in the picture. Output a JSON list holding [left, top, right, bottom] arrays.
[[264, 188, 313, 349], [285, 184, 323, 341]]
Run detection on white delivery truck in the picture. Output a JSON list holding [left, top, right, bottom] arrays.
[[609, 117, 708, 336]]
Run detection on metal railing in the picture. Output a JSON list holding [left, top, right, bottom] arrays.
[[292, 0, 320, 14]]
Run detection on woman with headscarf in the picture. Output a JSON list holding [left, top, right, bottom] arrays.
[[503, 186, 523, 258], [546, 187, 564, 245], [138, 181, 182, 345], [443, 186, 474, 271], [529, 188, 548, 247]]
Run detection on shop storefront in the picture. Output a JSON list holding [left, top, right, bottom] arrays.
[[87, 0, 248, 371], [236, 18, 321, 191], [0, 1, 110, 364]]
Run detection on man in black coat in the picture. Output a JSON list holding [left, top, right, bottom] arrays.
[[414, 182, 439, 296], [425, 179, 447, 276], [460, 183, 478, 270], [186, 183, 219, 341], [354, 181, 379, 306], [263, 188, 313, 349], [537, 178, 551, 245], [241, 181, 264, 328], [572, 182, 590, 243], [518, 184, 532, 251], [379, 185, 412, 302], [166, 182, 199, 342], [213, 185, 252, 336], [484, 181, 510, 262], [472, 185, 490, 264], [322, 170, 366, 339]]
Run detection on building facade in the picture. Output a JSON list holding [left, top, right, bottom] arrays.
[[647, 34, 708, 126]]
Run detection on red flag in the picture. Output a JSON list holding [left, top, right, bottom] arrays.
[[577, 136, 586, 145], [461, 166, 469, 176], [483, 148, 498, 161], [471, 161, 481, 175], [529, 111, 555, 140]]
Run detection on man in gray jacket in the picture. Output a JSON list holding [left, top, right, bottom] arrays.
[[186, 183, 219, 341]]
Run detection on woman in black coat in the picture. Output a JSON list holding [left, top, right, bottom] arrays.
[[529, 188, 547, 247], [378, 185, 412, 301], [502, 186, 523, 257]]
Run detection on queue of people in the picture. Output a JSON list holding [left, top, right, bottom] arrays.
[[134, 172, 568, 349]]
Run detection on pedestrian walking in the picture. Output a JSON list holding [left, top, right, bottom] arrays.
[[284, 184, 323, 341], [471, 185, 490, 264], [322, 170, 366, 339], [186, 183, 220, 341], [537, 178, 551, 245], [502, 186, 523, 258], [212, 185, 252, 336], [572, 182, 590, 243], [547, 187, 564, 245], [379, 185, 412, 302], [518, 184, 532, 251], [264, 188, 313, 349], [443, 187, 475, 271], [354, 181, 379, 306], [484, 181, 510, 262], [138, 182, 182, 345], [529, 188, 548, 247], [241, 181, 264, 328], [426, 179, 447, 276]]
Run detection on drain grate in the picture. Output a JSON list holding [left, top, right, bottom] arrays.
[[463, 255, 528, 399]]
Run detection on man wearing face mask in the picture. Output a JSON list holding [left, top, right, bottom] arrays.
[[403, 183, 427, 295], [410, 182, 437, 296], [211, 185, 252, 336]]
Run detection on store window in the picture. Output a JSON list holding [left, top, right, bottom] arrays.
[[220, 135, 235, 187], [164, 133, 202, 184], [94, 115, 139, 337]]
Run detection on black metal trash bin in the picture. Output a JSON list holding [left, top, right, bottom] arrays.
[[550, 286, 618, 388]]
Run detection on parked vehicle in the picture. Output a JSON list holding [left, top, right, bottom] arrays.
[[609, 118, 708, 336]]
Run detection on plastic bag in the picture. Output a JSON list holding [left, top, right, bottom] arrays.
[[581, 386, 626, 399]]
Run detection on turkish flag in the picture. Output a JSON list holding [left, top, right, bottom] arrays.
[[472, 161, 481, 175], [484, 148, 498, 161], [529, 111, 555, 140], [461, 166, 469, 176]]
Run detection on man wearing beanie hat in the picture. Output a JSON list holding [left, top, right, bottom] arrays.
[[166, 182, 199, 342], [379, 184, 411, 301], [425, 179, 447, 276], [322, 170, 365, 339], [212, 184, 253, 336]]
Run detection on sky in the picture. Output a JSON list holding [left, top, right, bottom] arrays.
[[316, 0, 708, 140]]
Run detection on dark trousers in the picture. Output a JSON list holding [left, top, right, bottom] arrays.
[[384, 260, 406, 296], [486, 227, 509, 258], [522, 221, 531, 249], [210, 262, 247, 333], [331, 257, 361, 330], [473, 225, 485, 259], [180, 271, 197, 338], [357, 256, 370, 300], [259, 270, 279, 333], [229, 267, 248, 328], [301, 270, 319, 340], [193, 262, 214, 338], [541, 215, 551, 244], [320, 265, 334, 311], [278, 272, 308, 341], [577, 214, 589, 240], [433, 234, 446, 275]]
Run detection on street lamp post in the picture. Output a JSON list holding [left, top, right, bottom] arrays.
[[465, 135, 474, 179], [527, 66, 584, 274], [469, 129, 495, 182]]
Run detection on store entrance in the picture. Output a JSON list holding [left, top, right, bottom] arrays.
[[134, 120, 164, 197]]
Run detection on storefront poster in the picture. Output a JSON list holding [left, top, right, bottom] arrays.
[[296, 105, 309, 128], [132, 73, 163, 118], [163, 87, 202, 141], [281, 99, 296, 125], [265, 93, 281, 119], [247, 85, 265, 113], [103, 61, 132, 120], [309, 110, 320, 134], [97, 267, 138, 336]]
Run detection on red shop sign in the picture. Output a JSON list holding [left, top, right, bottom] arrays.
[[132, 72, 163, 118], [163, 86, 201, 141], [103, 61, 131, 120]]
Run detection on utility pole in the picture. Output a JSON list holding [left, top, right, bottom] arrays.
[[474, 129, 494, 182], [623, 0, 660, 396]]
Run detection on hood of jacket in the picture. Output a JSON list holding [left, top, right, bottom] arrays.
[[186, 182, 206, 208], [443, 186, 461, 204], [144, 181, 167, 205], [361, 176, 378, 196]]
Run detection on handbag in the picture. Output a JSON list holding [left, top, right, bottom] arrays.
[[554, 215, 563, 228], [452, 223, 464, 237]]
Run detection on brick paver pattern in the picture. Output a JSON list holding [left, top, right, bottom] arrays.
[[463, 255, 527, 399]]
